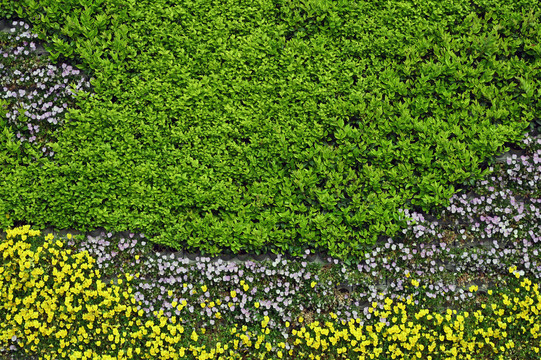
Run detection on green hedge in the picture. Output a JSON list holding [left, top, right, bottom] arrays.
[[1, 0, 540, 262]]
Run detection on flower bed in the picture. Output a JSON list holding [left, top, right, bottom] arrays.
[[1, 226, 540, 360]]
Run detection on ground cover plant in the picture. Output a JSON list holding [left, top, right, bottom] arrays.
[[1, 2, 541, 359], [1, 0, 541, 261]]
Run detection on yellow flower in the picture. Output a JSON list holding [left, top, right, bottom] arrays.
[[254, 302, 260, 309], [411, 279, 420, 287], [231, 290, 237, 298], [202, 285, 208, 292], [311, 281, 317, 288], [262, 316, 270, 328]]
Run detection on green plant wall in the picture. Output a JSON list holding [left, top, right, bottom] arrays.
[[1, 0, 540, 263]]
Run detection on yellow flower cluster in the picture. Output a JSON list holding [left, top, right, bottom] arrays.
[[1, 226, 540, 360], [0, 227, 237, 359], [283, 271, 541, 359]]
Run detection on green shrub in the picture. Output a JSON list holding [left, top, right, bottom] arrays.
[[1, 0, 540, 262]]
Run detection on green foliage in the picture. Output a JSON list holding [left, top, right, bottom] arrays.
[[2, 0, 540, 262], [6, 0, 131, 75], [0, 99, 8, 129], [0, 0, 21, 19]]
